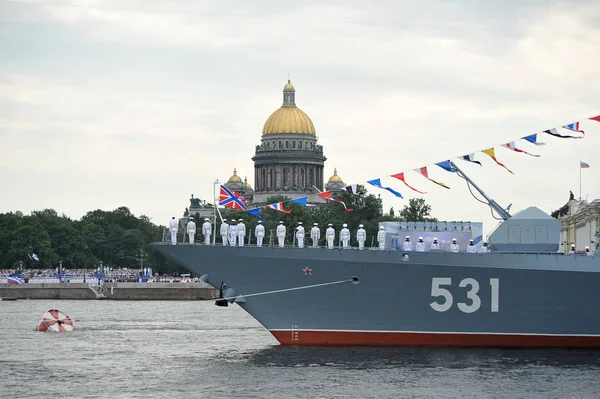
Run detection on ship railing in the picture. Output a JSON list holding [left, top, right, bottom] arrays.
[[152, 242, 598, 257]]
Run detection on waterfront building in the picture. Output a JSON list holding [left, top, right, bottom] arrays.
[[558, 198, 600, 253]]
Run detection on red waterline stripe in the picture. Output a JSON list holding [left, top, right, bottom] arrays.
[[270, 330, 600, 347]]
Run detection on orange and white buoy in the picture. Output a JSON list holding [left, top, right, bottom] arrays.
[[36, 309, 74, 332]]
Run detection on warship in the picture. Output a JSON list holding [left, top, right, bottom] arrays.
[[155, 161, 600, 347]]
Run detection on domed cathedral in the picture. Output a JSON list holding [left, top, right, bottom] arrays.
[[325, 168, 345, 197], [224, 168, 254, 202], [251, 80, 327, 204]]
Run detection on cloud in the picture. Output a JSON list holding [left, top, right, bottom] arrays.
[[1, 0, 599, 230]]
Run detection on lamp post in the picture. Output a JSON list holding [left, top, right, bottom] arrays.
[[135, 250, 147, 282]]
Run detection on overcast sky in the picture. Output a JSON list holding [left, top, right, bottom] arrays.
[[1, 0, 599, 233]]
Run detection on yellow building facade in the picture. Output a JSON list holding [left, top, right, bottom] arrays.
[[558, 199, 600, 253]]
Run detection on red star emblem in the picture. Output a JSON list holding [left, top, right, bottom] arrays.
[[302, 267, 312, 276]]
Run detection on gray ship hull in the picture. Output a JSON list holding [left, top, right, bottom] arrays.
[[155, 244, 600, 347]]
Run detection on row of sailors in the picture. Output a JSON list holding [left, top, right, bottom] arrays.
[[570, 243, 593, 256], [400, 236, 487, 253], [173, 217, 493, 253]]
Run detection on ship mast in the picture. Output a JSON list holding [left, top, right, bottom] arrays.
[[448, 160, 512, 221]]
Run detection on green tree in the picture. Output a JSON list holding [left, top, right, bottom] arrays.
[[398, 198, 437, 222]]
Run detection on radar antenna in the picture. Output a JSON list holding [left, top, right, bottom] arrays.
[[449, 160, 512, 221]]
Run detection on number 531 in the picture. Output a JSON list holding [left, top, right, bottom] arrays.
[[430, 277, 499, 313]]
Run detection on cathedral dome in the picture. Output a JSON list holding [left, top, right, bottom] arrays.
[[262, 80, 316, 135], [283, 80, 295, 91], [328, 168, 343, 183], [325, 168, 344, 191], [227, 168, 242, 183], [263, 107, 315, 135], [244, 177, 253, 190]]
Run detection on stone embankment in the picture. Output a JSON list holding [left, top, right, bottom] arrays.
[[1, 282, 218, 300]]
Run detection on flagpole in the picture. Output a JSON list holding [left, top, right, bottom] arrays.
[[579, 163, 582, 200], [213, 179, 219, 245]]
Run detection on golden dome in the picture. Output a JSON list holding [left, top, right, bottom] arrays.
[[227, 168, 242, 183], [262, 80, 316, 135], [328, 168, 343, 183], [244, 176, 252, 190], [283, 80, 295, 91], [263, 107, 316, 135]]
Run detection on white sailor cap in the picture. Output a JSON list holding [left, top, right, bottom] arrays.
[[433, 237, 438, 241], [223, 218, 227, 221], [405, 235, 410, 239], [258, 221, 262, 224], [328, 223, 332, 226], [418, 236, 423, 240], [379, 226, 385, 230], [469, 239, 474, 242], [298, 222, 303, 225], [279, 221, 284, 224], [239, 218, 243, 221], [585, 245, 589, 249], [571, 243, 576, 247], [205, 218, 209, 221], [452, 238, 457, 242], [359, 224, 364, 228], [314, 223, 318, 226], [343, 223, 347, 227]]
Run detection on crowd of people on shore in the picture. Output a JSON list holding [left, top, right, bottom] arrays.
[[0, 268, 197, 283]]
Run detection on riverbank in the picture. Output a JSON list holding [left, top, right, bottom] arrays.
[[0, 282, 218, 300]]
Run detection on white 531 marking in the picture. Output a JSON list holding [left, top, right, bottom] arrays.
[[430, 277, 499, 313]]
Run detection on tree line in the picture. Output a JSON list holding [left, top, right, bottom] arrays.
[[0, 186, 436, 273]]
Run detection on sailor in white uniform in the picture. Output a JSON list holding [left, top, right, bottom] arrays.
[[450, 238, 460, 253], [570, 243, 576, 255], [220, 219, 229, 246], [326, 223, 335, 249], [377, 226, 386, 250], [169, 216, 178, 245], [202, 218, 211, 245], [402, 236, 412, 252], [255, 221, 265, 247], [296, 222, 305, 248], [310, 223, 320, 248], [480, 241, 490, 253], [585, 246, 592, 256], [276, 221, 286, 248], [186, 217, 196, 245], [430, 237, 440, 250], [356, 224, 366, 250], [229, 220, 238, 247], [466, 239, 477, 253], [237, 218, 246, 247], [415, 237, 426, 252], [340, 223, 350, 248]]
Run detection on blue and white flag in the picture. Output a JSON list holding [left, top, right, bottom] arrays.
[[244, 207, 264, 221], [435, 160, 457, 173], [291, 197, 308, 206], [521, 133, 546, 146], [458, 153, 482, 166], [367, 179, 403, 198]]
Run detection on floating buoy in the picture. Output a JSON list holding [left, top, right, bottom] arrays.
[[36, 309, 74, 332]]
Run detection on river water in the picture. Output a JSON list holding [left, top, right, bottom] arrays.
[[1, 300, 599, 398]]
